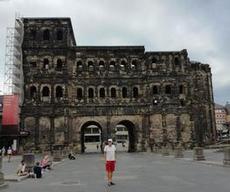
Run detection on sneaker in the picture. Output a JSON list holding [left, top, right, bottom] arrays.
[[108, 182, 111, 186], [110, 182, 115, 185]]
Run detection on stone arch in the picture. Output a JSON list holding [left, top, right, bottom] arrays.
[[98, 86, 106, 98], [76, 86, 84, 99], [76, 60, 83, 71], [131, 59, 138, 70], [80, 121, 104, 153], [40, 84, 51, 102], [122, 87, 128, 98], [29, 85, 37, 99], [87, 87, 95, 98], [55, 85, 64, 99], [56, 29, 63, 40], [43, 29, 50, 40], [115, 120, 137, 152], [98, 59, 105, 70]]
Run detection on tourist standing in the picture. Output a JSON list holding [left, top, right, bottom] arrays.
[[7, 146, 12, 162], [104, 138, 116, 186]]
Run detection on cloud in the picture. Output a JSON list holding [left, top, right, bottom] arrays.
[[0, 0, 229, 104]]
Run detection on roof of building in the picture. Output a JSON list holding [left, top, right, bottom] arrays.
[[215, 103, 225, 109], [225, 102, 230, 114]]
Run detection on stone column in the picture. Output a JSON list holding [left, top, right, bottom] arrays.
[[174, 147, 184, 158], [0, 156, 8, 188], [223, 147, 230, 166], [193, 147, 205, 161], [0, 156, 4, 185]]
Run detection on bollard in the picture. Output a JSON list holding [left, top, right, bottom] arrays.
[[162, 147, 169, 156], [23, 153, 35, 172], [53, 150, 62, 162], [174, 147, 184, 158], [193, 147, 205, 161], [223, 147, 230, 167]]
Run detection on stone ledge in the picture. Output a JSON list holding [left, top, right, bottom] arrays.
[[0, 183, 9, 189], [4, 174, 29, 182]]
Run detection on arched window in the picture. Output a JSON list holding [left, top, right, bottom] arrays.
[[42, 86, 50, 97], [109, 61, 115, 70], [122, 87, 127, 98], [77, 61, 83, 71], [99, 88, 105, 98], [77, 88, 83, 99], [56, 59, 63, 71], [174, 57, 180, 66], [88, 61, 94, 71], [43, 29, 50, 40], [56, 86, 63, 98], [88, 88, 94, 98], [152, 57, 157, 63], [30, 86, 37, 98], [111, 88, 116, 98], [120, 60, 126, 70], [43, 58, 49, 69], [99, 60, 105, 70], [31, 30, 36, 40], [152, 85, 158, 94], [131, 60, 137, 70], [133, 87, 139, 98], [165, 85, 172, 94], [179, 85, 185, 94], [56, 30, 63, 40]]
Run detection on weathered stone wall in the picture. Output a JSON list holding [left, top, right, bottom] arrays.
[[20, 17, 216, 152]]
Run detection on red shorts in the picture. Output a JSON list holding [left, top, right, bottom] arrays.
[[106, 161, 115, 172]]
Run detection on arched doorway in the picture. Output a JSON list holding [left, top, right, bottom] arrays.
[[113, 120, 136, 152], [80, 121, 103, 153]]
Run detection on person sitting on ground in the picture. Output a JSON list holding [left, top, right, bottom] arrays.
[[33, 162, 42, 178], [68, 151, 76, 160], [41, 155, 52, 170], [17, 160, 28, 176]]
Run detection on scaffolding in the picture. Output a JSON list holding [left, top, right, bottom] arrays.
[[4, 15, 24, 105]]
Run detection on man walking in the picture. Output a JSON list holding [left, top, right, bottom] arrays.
[[104, 138, 116, 186]]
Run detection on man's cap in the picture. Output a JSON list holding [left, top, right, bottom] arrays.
[[108, 138, 113, 142]]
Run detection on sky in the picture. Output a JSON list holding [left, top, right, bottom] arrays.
[[0, 0, 229, 104]]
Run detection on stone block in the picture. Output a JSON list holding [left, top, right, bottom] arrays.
[[162, 147, 169, 156], [174, 147, 184, 158], [23, 153, 35, 172], [223, 147, 230, 166], [53, 150, 62, 162], [193, 147, 205, 161]]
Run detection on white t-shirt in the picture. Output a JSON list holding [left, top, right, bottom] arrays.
[[104, 145, 116, 161]]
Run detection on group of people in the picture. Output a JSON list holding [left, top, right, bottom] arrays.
[[17, 155, 53, 179], [0, 146, 13, 162]]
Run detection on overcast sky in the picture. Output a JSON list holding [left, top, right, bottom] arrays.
[[0, 0, 229, 104]]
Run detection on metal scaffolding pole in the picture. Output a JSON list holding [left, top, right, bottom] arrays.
[[4, 15, 24, 105]]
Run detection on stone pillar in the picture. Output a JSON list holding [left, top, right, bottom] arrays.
[[23, 153, 35, 172], [193, 147, 205, 161], [174, 147, 184, 158], [223, 147, 230, 166], [53, 150, 62, 162], [162, 147, 169, 156], [0, 156, 4, 185]]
